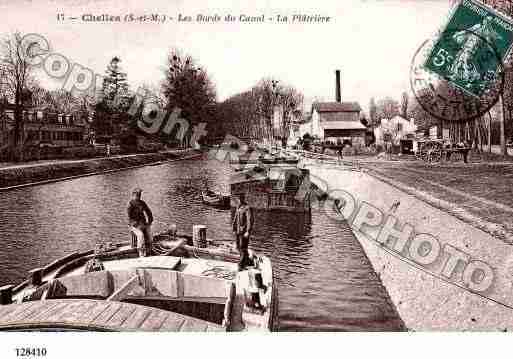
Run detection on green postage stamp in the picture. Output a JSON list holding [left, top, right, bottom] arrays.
[[424, 0, 513, 96]]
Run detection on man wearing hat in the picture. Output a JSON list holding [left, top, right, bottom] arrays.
[[232, 193, 253, 270], [127, 187, 154, 256]]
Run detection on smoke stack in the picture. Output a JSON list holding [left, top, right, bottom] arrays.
[[335, 70, 341, 103]]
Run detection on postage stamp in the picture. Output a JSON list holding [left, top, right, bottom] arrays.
[[410, 0, 513, 122], [424, 0, 513, 97]]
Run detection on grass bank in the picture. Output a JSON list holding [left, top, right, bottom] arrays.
[[363, 160, 513, 244], [0, 150, 202, 190]]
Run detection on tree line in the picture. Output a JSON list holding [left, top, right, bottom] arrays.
[[217, 78, 304, 146], [0, 30, 306, 161], [366, 0, 513, 155]]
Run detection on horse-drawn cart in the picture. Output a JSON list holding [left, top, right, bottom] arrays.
[[415, 139, 470, 164]]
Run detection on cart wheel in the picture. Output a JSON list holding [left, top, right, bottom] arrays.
[[428, 150, 442, 163]]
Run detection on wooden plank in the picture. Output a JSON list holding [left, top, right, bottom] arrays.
[[12, 301, 53, 322], [180, 317, 208, 332], [142, 270, 178, 297], [109, 270, 138, 293], [51, 301, 92, 322], [56, 301, 98, 324], [57, 271, 113, 298], [0, 299, 227, 332], [79, 301, 111, 323], [223, 282, 236, 328], [0, 303, 20, 319], [0, 302, 39, 323], [138, 310, 168, 330], [107, 276, 139, 302], [105, 304, 137, 327], [105, 257, 181, 272], [177, 274, 184, 297], [206, 324, 225, 332], [229, 293, 246, 331], [134, 295, 226, 304], [119, 307, 152, 330], [159, 313, 185, 331], [29, 301, 71, 322], [181, 274, 228, 298], [92, 302, 123, 326]]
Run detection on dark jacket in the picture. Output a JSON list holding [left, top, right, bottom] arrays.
[[127, 199, 153, 227], [232, 204, 252, 235]]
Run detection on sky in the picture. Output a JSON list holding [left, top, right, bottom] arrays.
[[0, 0, 452, 112]]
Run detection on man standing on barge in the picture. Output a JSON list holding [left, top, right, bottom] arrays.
[[127, 187, 154, 256], [232, 193, 253, 271]]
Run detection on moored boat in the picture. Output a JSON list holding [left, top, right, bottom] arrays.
[[0, 229, 277, 332], [201, 189, 231, 209], [230, 163, 312, 212]]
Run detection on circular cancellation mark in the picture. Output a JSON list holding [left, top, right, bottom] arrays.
[[410, 28, 505, 123]]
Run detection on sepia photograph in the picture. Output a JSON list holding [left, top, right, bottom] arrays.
[[1, 0, 513, 356]]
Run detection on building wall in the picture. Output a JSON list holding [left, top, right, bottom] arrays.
[[0, 109, 86, 148], [324, 129, 366, 146], [312, 109, 322, 139], [319, 111, 359, 122], [374, 116, 417, 145]]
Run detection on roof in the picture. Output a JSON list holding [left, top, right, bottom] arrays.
[[230, 168, 268, 184], [312, 102, 361, 113], [0, 299, 224, 332], [321, 122, 367, 130]]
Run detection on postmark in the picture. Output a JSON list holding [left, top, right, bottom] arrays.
[[410, 0, 513, 122]]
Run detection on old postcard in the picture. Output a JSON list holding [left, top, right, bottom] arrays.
[[1, 0, 513, 357]]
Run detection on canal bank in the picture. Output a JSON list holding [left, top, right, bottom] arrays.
[[0, 150, 202, 190], [304, 159, 513, 331], [0, 155, 408, 331]]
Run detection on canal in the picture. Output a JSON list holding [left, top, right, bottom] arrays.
[[0, 156, 404, 331]]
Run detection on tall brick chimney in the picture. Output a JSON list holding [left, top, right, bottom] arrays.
[[335, 70, 341, 103]]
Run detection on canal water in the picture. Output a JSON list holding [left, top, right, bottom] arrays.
[[0, 156, 404, 331]]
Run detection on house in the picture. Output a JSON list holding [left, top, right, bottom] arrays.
[[310, 101, 365, 146], [374, 115, 417, 145], [0, 103, 88, 149]]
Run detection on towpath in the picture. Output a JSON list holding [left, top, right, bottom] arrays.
[[303, 157, 513, 331]]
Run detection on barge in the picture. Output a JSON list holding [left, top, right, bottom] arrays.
[[0, 228, 277, 332], [230, 163, 312, 212]]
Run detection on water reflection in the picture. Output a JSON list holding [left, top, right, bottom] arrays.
[[250, 210, 313, 286], [0, 157, 403, 331]]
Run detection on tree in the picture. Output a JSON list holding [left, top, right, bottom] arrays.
[[407, 95, 437, 132], [94, 57, 131, 138], [162, 49, 216, 146], [0, 32, 37, 160], [101, 56, 130, 112], [276, 84, 303, 147], [46, 89, 82, 113], [475, 0, 512, 155], [369, 97, 378, 128], [253, 77, 279, 141], [217, 77, 303, 147], [400, 91, 409, 119]]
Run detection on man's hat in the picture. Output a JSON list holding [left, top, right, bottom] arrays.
[[132, 187, 143, 194]]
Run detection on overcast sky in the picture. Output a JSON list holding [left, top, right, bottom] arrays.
[[0, 0, 452, 112]]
